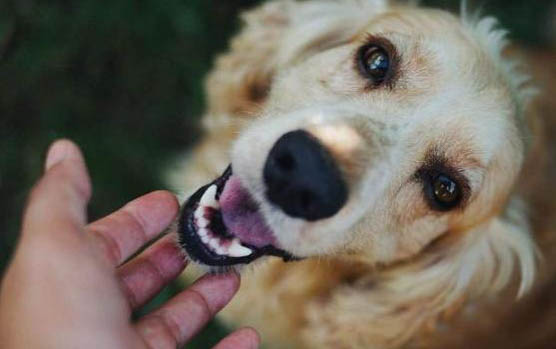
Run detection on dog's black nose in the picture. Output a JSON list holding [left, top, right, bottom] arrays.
[[263, 130, 348, 221]]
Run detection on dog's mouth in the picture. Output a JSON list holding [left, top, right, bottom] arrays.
[[177, 165, 297, 267]]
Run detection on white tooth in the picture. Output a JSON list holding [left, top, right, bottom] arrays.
[[201, 235, 210, 244], [194, 207, 204, 219], [197, 217, 209, 228], [198, 228, 208, 238], [209, 238, 221, 251], [200, 185, 219, 209], [228, 239, 252, 257], [216, 246, 228, 256]]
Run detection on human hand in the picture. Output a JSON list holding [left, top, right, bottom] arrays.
[[0, 140, 259, 349]]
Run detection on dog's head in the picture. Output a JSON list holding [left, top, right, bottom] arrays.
[[178, 1, 536, 279]]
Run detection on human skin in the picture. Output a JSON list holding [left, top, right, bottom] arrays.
[[0, 139, 259, 349]]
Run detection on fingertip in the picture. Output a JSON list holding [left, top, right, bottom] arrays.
[[150, 190, 180, 216], [44, 139, 84, 171], [119, 190, 180, 239], [210, 271, 241, 293], [38, 139, 92, 204], [239, 327, 261, 347], [222, 270, 241, 290], [214, 327, 260, 349], [191, 272, 241, 314], [23, 140, 91, 235]]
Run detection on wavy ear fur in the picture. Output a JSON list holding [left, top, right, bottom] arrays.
[[302, 197, 537, 348]]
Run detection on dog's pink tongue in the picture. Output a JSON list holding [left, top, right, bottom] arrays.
[[219, 176, 277, 248]]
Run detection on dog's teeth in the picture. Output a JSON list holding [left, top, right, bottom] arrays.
[[209, 237, 221, 251], [194, 207, 205, 219], [200, 185, 219, 208], [197, 217, 209, 228], [199, 228, 210, 244], [215, 246, 228, 256], [200, 229, 214, 244], [228, 239, 252, 257]]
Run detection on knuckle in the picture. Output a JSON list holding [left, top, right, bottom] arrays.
[[184, 288, 214, 319], [88, 229, 122, 265]]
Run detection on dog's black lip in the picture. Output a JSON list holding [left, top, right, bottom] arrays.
[[177, 165, 298, 267]]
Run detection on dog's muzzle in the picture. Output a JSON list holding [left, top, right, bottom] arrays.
[[177, 129, 348, 267]]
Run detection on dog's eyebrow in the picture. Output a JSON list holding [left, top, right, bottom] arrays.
[[423, 140, 488, 168], [421, 148, 477, 175], [421, 148, 451, 169]]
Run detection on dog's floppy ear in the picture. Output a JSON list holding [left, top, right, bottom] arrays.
[[300, 198, 538, 348], [204, 1, 289, 120], [204, 0, 389, 123]]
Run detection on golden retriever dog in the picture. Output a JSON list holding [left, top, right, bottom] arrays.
[[167, 1, 556, 348]]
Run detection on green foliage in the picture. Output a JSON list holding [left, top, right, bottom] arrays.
[[0, 0, 261, 346], [0, 0, 259, 263], [0, 0, 551, 347]]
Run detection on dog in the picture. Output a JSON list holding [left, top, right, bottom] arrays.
[[168, 1, 556, 347]]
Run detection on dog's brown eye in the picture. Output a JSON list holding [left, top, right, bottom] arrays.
[[358, 45, 390, 86], [431, 174, 461, 209], [417, 155, 468, 212]]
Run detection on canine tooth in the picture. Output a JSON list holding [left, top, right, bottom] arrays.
[[197, 217, 209, 228], [200, 185, 219, 208], [198, 228, 208, 238], [228, 239, 252, 257], [201, 235, 210, 244]]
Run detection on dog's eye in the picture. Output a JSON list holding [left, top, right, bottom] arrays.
[[358, 45, 390, 86], [430, 174, 461, 210]]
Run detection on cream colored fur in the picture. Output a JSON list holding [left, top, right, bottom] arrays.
[[167, 1, 546, 348]]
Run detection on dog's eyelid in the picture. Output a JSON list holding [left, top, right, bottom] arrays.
[[355, 35, 400, 90], [415, 154, 472, 211], [361, 34, 396, 53]]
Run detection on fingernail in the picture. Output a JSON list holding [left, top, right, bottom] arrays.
[[44, 139, 77, 171]]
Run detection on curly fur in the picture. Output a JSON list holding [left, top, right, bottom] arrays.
[[168, 1, 555, 348]]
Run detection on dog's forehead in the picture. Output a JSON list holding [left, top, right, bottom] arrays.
[[358, 8, 513, 92], [351, 8, 521, 143], [362, 8, 464, 36]]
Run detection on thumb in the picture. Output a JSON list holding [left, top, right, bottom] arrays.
[[23, 139, 92, 236]]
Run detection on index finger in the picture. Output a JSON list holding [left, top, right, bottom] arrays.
[[86, 191, 179, 266]]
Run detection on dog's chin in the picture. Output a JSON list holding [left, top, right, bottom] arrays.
[[177, 165, 298, 272]]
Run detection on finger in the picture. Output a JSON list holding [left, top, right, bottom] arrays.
[[117, 234, 187, 309], [136, 272, 240, 348], [23, 140, 91, 237], [86, 190, 179, 266], [213, 328, 260, 349]]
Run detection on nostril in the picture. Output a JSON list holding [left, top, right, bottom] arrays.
[[263, 129, 348, 221]]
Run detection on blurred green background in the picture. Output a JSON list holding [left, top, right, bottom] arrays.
[[0, 0, 553, 347]]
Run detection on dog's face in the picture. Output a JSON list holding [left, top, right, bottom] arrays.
[[178, 6, 529, 270]]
